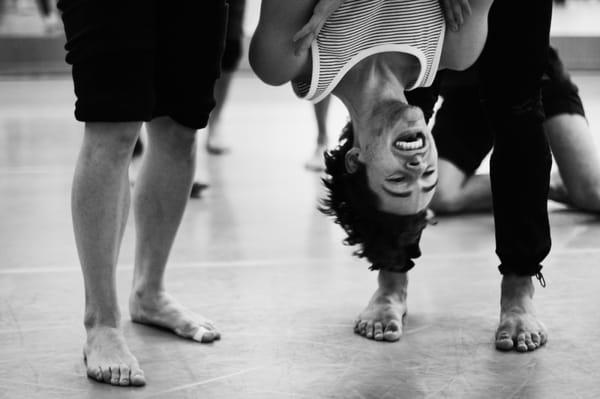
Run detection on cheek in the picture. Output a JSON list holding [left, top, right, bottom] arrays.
[[421, 191, 435, 209]]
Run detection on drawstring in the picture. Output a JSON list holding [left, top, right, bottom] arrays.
[[535, 272, 546, 288]]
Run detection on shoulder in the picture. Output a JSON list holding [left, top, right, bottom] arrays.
[[249, 0, 315, 86]]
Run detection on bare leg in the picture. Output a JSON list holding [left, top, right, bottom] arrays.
[[433, 114, 600, 213], [72, 122, 146, 386], [355, 270, 407, 342], [305, 95, 331, 171], [129, 117, 220, 343], [206, 72, 234, 155], [495, 275, 548, 352], [430, 159, 493, 213], [545, 114, 600, 211]]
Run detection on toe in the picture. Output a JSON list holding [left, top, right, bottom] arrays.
[[524, 333, 537, 351], [192, 326, 220, 343], [101, 366, 112, 383], [495, 330, 514, 351], [373, 322, 384, 341], [358, 321, 368, 336], [110, 366, 121, 385], [539, 331, 548, 346], [383, 320, 402, 342], [365, 321, 374, 339], [130, 365, 146, 387], [88, 366, 103, 382], [192, 326, 209, 342], [119, 365, 131, 386], [516, 332, 528, 352], [531, 332, 540, 346]]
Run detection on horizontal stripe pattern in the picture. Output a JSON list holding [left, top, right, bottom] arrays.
[[293, 0, 445, 102]]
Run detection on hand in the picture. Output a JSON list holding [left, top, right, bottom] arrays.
[[440, 0, 472, 32], [293, 0, 345, 56]]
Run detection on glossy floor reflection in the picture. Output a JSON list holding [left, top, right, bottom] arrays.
[[1, 73, 600, 399]]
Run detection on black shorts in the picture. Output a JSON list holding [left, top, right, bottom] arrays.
[[433, 47, 586, 175], [57, 0, 228, 130]]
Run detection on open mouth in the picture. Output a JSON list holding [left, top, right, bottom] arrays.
[[394, 131, 426, 151]]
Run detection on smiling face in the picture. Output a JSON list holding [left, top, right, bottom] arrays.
[[347, 101, 438, 215]]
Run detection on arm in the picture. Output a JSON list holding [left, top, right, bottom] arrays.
[[249, 0, 316, 86], [439, 0, 472, 32], [249, 0, 346, 86], [292, 0, 346, 55]]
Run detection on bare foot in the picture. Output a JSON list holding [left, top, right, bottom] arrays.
[[84, 326, 146, 386], [355, 271, 408, 342], [304, 144, 327, 172], [495, 275, 548, 352], [130, 291, 220, 343]]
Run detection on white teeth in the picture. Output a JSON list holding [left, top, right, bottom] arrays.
[[395, 137, 424, 150]]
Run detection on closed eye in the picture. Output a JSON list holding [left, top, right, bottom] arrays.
[[386, 175, 406, 183], [423, 169, 435, 177]]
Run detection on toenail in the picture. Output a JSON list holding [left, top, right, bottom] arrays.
[[193, 327, 209, 342]]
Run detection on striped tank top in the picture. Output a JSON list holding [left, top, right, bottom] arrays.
[[292, 0, 446, 103]]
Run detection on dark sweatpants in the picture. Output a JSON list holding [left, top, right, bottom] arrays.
[[480, 0, 553, 276], [408, 0, 554, 277]]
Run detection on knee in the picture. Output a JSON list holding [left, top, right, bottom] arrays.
[[430, 187, 464, 214], [83, 121, 142, 160], [569, 185, 600, 212], [147, 117, 197, 159]]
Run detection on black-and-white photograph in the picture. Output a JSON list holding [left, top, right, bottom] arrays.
[[1, 0, 599, 397]]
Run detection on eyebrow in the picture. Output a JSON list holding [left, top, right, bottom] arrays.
[[382, 178, 438, 198]]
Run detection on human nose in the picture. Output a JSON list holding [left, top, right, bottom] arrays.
[[405, 155, 425, 173]]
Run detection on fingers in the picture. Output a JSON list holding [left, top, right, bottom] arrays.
[[292, 21, 316, 44], [441, 0, 472, 32], [293, 0, 344, 55], [293, 31, 317, 56]]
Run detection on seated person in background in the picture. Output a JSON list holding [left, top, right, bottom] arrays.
[[431, 47, 600, 214]]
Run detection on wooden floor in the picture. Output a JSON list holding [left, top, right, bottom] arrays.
[[1, 72, 600, 398]]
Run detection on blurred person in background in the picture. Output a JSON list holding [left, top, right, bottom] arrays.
[[431, 47, 600, 214]]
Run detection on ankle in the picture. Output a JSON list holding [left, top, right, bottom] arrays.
[[84, 308, 121, 330], [377, 271, 408, 298], [130, 283, 165, 304], [500, 275, 535, 307]]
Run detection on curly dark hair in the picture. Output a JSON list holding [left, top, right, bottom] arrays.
[[320, 122, 428, 272]]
